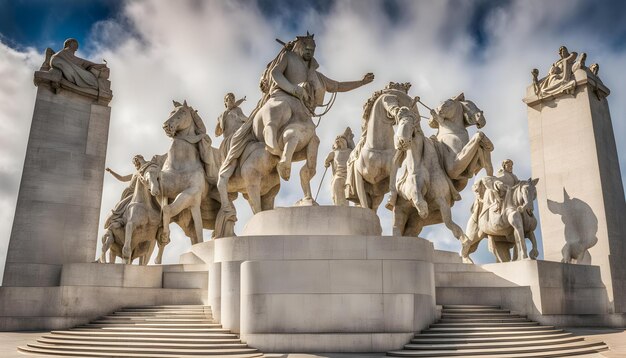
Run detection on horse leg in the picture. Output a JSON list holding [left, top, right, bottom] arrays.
[[109, 251, 116, 264], [100, 231, 114, 263], [190, 204, 204, 245], [217, 165, 236, 209], [528, 230, 539, 259], [246, 180, 263, 214], [277, 129, 299, 181], [461, 220, 479, 264], [298, 135, 320, 203], [447, 133, 487, 178], [508, 212, 528, 260], [355, 167, 370, 209], [123, 221, 134, 264], [437, 197, 468, 245], [392, 202, 409, 236], [161, 191, 197, 243], [261, 184, 280, 211], [263, 105, 290, 157]]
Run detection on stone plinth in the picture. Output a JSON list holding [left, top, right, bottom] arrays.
[[241, 205, 382, 236], [191, 206, 436, 352], [3, 73, 112, 287], [524, 69, 626, 313]]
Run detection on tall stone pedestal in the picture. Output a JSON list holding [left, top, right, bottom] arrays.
[[2, 70, 112, 286], [191, 206, 437, 352], [524, 69, 626, 313]]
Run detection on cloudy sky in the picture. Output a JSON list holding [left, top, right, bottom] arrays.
[[1, 0, 625, 278]]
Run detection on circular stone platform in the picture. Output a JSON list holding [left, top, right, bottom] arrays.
[[241, 205, 382, 236], [191, 206, 435, 352]]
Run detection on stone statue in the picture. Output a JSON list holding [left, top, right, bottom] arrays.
[[461, 176, 540, 263], [99, 155, 166, 264], [215, 93, 247, 158], [346, 82, 417, 211], [324, 127, 355, 206], [535, 46, 578, 98], [427, 93, 494, 193], [217, 32, 374, 215], [35, 38, 112, 102], [590, 63, 600, 76], [495, 159, 519, 188], [389, 93, 494, 245], [572, 52, 587, 73]]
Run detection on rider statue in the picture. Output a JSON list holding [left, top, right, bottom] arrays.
[[495, 159, 519, 188], [218, 32, 374, 213], [215, 92, 247, 158], [324, 127, 355, 206]]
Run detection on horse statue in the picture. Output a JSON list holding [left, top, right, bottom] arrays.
[[152, 101, 280, 240], [99, 159, 166, 264], [346, 82, 418, 210], [390, 105, 469, 244], [217, 33, 373, 216], [429, 93, 494, 193], [461, 177, 540, 263]]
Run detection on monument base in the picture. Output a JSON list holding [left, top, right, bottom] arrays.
[[191, 206, 437, 352]]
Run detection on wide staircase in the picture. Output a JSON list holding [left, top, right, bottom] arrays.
[[18, 305, 263, 357], [387, 304, 608, 357]]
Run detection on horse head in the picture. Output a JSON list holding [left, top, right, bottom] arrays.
[[432, 93, 485, 129], [394, 106, 419, 151], [459, 98, 486, 129], [163, 100, 195, 137], [517, 177, 539, 214], [142, 161, 162, 198]]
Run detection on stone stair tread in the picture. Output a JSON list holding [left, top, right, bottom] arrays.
[[43, 334, 242, 343], [431, 322, 538, 327], [441, 308, 510, 312], [388, 341, 607, 357], [438, 318, 530, 323], [52, 330, 238, 338], [424, 325, 555, 332], [387, 344, 608, 357], [126, 305, 210, 309], [72, 327, 231, 333], [442, 305, 501, 309], [98, 317, 214, 322], [25, 342, 259, 354], [418, 329, 564, 337], [411, 332, 574, 343], [19, 345, 263, 358], [404, 336, 584, 349], [87, 322, 222, 327], [37, 337, 248, 349]]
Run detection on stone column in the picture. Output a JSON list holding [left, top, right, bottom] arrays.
[[524, 68, 626, 313], [2, 64, 112, 286]]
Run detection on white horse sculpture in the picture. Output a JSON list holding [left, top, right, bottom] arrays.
[[346, 83, 418, 210], [429, 93, 494, 193], [390, 110, 469, 243], [461, 177, 540, 263]]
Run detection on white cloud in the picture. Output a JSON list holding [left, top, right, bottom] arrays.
[[1, 0, 625, 276]]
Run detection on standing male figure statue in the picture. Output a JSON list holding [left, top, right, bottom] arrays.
[[218, 33, 374, 210], [324, 127, 355, 206], [215, 92, 247, 158]]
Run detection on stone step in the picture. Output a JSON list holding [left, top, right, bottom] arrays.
[[124, 305, 210, 310], [387, 341, 607, 357], [38, 337, 249, 349], [434, 250, 464, 264], [430, 321, 539, 328], [438, 317, 530, 323], [24, 342, 260, 355], [119, 308, 211, 313], [44, 333, 242, 344], [99, 317, 214, 323], [417, 329, 564, 338], [19, 345, 263, 358], [112, 312, 212, 317], [423, 326, 556, 333], [410, 332, 575, 344], [51, 330, 239, 338], [71, 327, 232, 333], [404, 335, 584, 350], [442, 305, 501, 309], [86, 322, 223, 328], [441, 308, 510, 313], [441, 312, 521, 317]]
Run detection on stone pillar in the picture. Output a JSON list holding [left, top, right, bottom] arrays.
[[524, 68, 626, 313], [2, 65, 112, 286]]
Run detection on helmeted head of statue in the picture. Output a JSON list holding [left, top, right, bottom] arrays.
[[224, 92, 235, 109], [293, 32, 316, 61], [63, 38, 79, 52]]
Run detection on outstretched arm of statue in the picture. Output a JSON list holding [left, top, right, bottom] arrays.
[[105, 168, 132, 182], [320, 72, 374, 93], [215, 116, 224, 137]]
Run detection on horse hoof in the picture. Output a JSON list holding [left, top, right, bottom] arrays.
[[277, 161, 291, 181], [295, 197, 318, 207], [159, 233, 171, 244]]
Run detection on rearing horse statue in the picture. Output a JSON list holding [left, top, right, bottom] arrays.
[[346, 82, 418, 211]]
